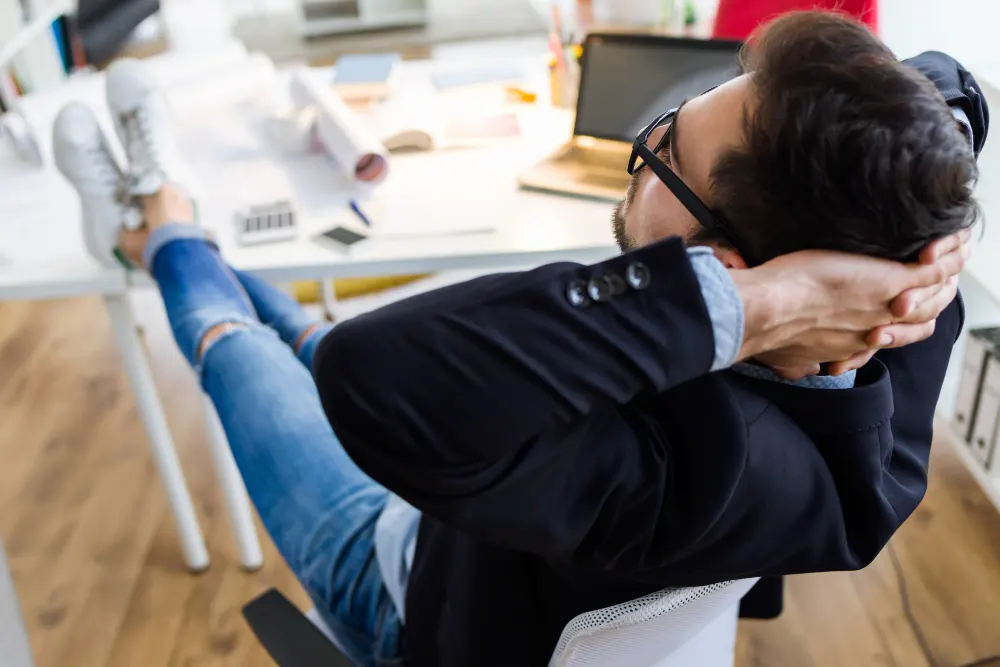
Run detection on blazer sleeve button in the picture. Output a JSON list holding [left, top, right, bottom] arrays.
[[587, 277, 614, 302], [566, 279, 591, 307], [605, 273, 627, 296], [626, 262, 651, 290]]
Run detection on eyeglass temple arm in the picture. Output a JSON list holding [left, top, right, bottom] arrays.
[[635, 144, 748, 258]]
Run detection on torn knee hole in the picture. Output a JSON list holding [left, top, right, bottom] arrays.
[[197, 322, 249, 361]]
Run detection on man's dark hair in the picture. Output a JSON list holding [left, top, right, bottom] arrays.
[[700, 11, 978, 264]]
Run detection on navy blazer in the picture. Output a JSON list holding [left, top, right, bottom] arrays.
[[312, 51, 986, 667]]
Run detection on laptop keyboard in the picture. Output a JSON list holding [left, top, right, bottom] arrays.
[[576, 171, 630, 191], [518, 142, 631, 198], [556, 145, 632, 171]]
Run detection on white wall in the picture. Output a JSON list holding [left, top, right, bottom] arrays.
[[670, 0, 997, 67], [878, 0, 997, 67]]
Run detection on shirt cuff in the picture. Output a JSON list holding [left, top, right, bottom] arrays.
[[953, 108, 974, 149], [687, 246, 744, 371]]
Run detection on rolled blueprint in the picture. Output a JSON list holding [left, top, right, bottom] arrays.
[[288, 67, 389, 184]]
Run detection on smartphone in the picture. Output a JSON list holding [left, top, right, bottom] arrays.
[[312, 224, 370, 254]]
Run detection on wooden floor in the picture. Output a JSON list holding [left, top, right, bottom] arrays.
[[2, 293, 1000, 667]]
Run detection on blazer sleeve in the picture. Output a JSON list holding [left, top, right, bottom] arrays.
[[314, 233, 865, 572], [313, 236, 717, 499], [874, 295, 965, 511], [905, 51, 990, 155]]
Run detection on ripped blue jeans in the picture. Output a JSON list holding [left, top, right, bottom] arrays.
[[149, 229, 404, 666]]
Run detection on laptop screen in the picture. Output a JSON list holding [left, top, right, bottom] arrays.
[[574, 36, 742, 143]]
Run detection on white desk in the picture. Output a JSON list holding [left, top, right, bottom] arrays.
[[0, 42, 617, 572]]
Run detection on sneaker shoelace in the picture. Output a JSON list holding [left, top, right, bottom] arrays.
[[123, 105, 165, 183], [85, 142, 142, 228], [85, 143, 122, 195]]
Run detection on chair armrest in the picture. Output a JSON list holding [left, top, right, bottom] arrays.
[[242, 588, 355, 667]]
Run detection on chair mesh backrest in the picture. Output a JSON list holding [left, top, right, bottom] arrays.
[[549, 578, 759, 667]]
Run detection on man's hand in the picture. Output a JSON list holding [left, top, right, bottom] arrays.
[[732, 229, 971, 376]]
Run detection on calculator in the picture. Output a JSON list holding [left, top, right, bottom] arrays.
[[234, 200, 299, 246]]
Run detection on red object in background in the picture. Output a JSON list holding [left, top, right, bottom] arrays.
[[713, 0, 878, 40]]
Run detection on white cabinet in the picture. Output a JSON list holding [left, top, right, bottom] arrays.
[[939, 65, 1000, 515]]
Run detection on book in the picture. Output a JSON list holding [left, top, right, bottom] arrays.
[[331, 53, 400, 102]]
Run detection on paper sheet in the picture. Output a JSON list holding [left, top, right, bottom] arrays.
[[166, 52, 278, 120]]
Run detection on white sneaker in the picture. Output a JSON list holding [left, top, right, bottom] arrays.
[[105, 58, 189, 197], [52, 102, 141, 268]]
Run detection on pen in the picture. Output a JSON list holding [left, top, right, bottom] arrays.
[[349, 200, 372, 227], [550, 5, 567, 71]]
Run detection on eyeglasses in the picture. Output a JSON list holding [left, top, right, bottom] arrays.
[[627, 106, 750, 263]]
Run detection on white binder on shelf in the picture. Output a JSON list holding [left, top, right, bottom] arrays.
[[969, 352, 1000, 470], [954, 331, 992, 441]]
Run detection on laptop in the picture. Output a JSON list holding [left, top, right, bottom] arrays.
[[518, 33, 743, 202]]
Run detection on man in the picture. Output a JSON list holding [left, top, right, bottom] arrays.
[[52, 11, 981, 667], [312, 13, 985, 666]]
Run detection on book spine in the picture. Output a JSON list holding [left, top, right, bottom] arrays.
[[51, 15, 71, 73]]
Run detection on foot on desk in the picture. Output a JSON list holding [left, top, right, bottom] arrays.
[[119, 185, 203, 270], [54, 108, 208, 271], [54, 60, 198, 270], [105, 59, 192, 202], [53, 102, 143, 268]]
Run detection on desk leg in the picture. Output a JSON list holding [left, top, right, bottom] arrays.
[[319, 279, 338, 321], [203, 396, 264, 571], [104, 294, 210, 572]]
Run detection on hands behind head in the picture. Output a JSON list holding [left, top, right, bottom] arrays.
[[733, 228, 971, 379]]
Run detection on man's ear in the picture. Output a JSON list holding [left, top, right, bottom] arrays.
[[713, 246, 748, 269]]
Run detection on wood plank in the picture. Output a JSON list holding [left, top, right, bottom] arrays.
[[849, 547, 935, 667], [878, 445, 1000, 666], [29, 448, 164, 667], [737, 570, 892, 667], [738, 442, 1000, 666], [104, 518, 207, 667]]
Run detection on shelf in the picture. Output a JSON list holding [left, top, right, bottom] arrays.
[[300, 11, 427, 37], [938, 418, 1000, 514]]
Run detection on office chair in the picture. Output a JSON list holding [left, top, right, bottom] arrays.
[[243, 577, 759, 667], [549, 578, 758, 667], [243, 590, 354, 667]]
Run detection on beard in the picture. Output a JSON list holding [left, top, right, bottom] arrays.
[[612, 199, 633, 253], [611, 171, 641, 253]]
